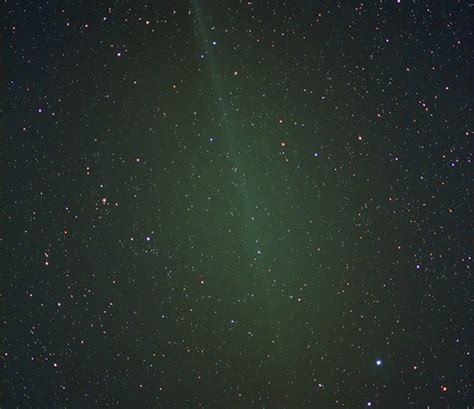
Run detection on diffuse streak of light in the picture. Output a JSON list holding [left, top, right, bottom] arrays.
[[190, 1, 265, 267]]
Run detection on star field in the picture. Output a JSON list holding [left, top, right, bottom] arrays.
[[3, 1, 473, 408]]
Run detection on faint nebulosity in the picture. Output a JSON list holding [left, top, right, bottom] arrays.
[[4, 1, 473, 408]]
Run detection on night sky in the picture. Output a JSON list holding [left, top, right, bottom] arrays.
[[4, 1, 473, 408]]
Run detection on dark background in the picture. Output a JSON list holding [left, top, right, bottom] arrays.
[[3, 1, 472, 408]]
